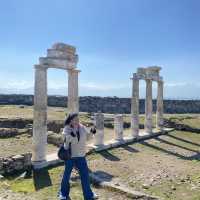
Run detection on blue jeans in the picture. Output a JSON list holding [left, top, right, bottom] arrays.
[[60, 157, 94, 200]]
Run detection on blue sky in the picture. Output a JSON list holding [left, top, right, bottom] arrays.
[[0, 0, 200, 99]]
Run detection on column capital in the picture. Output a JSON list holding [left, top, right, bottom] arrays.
[[145, 78, 153, 82], [67, 68, 81, 74], [34, 64, 48, 71], [158, 76, 164, 83], [130, 73, 139, 80]]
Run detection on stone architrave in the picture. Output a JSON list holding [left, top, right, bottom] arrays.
[[114, 114, 124, 140], [131, 73, 139, 137], [94, 112, 104, 146]]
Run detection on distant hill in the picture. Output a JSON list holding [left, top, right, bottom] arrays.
[[0, 94, 200, 114]]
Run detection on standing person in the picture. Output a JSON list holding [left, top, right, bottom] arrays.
[[58, 112, 98, 200]]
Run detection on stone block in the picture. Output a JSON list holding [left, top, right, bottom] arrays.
[[52, 43, 76, 54], [39, 57, 77, 69]]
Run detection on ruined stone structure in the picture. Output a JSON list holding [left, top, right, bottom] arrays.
[[131, 67, 164, 137], [32, 43, 80, 168], [31, 43, 164, 168]]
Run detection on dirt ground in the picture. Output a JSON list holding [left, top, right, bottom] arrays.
[[1, 106, 200, 199], [87, 130, 200, 200], [1, 129, 200, 200]]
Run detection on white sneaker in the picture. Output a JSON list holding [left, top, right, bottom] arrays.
[[92, 193, 99, 199], [58, 194, 67, 200]]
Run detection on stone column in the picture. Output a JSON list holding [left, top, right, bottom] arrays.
[[32, 65, 48, 166], [94, 112, 104, 146], [131, 73, 139, 137], [156, 79, 164, 129], [114, 114, 124, 140], [68, 69, 80, 113], [145, 79, 153, 133]]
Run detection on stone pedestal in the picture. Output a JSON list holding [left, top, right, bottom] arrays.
[[131, 73, 139, 137], [94, 113, 104, 146], [145, 79, 153, 133], [68, 69, 80, 113], [114, 114, 124, 140], [32, 65, 48, 165], [156, 80, 164, 129]]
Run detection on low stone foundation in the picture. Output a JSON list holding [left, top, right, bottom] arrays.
[[0, 118, 32, 129], [0, 153, 32, 175], [47, 131, 63, 146], [0, 128, 29, 138], [164, 119, 200, 133]]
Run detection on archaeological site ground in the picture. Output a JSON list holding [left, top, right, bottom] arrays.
[[0, 42, 200, 200]]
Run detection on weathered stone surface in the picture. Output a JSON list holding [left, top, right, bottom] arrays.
[[39, 57, 77, 69], [47, 131, 63, 146], [32, 66, 47, 163], [0, 128, 18, 138], [47, 49, 78, 60], [33, 43, 80, 168], [68, 69, 80, 113], [0, 158, 3, 174], [114, 114, 123, 140], [0, 118, 32, 128], [23, 153, 32, 166], [52, 42, 76, 53], [145, 79, 153, 133], [95, 113, 104, 130], [137, 66, 161, 81], [131, 73, 139, 137], [94, 113, 104, 146], [0, 153, 32, 175], [156, 80, 164, 129]]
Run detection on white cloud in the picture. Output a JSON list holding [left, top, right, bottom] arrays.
[[0, 79, 200, 99], [165, 82, 188, 87], [81, 82, 130, 91], [0, 80, 33, 90]]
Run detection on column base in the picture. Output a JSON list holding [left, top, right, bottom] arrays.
[[32, 160, 48, 170], [94, 129, 104, 146], [131, 128, 139, 138]]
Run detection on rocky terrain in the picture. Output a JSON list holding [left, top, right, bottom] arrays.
[[1, 94, 200, 114]]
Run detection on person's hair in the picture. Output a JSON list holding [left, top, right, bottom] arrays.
[[64, 112, 79, 126]]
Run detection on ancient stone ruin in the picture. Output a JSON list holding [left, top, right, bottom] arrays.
[[131, 67, 164, 137], [32, 43, 164, 169], [32, 43, 81, 168]]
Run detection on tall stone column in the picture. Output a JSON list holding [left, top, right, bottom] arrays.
[[32, 65, 48, 166], [68, 69, 80, 113], [145, 79, 153, 133], [94, 112, 104, 146], [114, 114, 124, 140], [131, 73, 139, 137], [156, 79, 164, 129]]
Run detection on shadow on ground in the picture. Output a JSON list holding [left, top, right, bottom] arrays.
[[33, 169, 52, 190]]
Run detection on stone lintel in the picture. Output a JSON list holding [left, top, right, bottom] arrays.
[[137, 66, 162, 81], [34, 64, 48, 70], [47, 49, 78, 60], [39, 57, 77, 69]]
